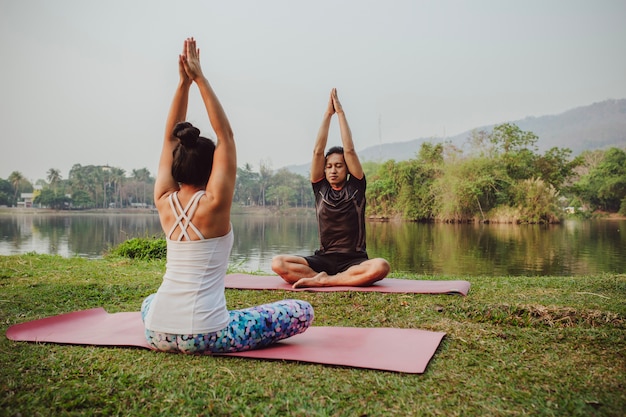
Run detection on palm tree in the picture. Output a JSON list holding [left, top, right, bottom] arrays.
[[259, 160, 273, 207], [132, 168, 152, 206], [69, 164, 103, 208], [110, 167, 126, 208], [47, 168, 62, 193], [8, 171, 24, 207]]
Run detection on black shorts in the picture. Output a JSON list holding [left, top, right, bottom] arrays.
[[304, 251, 369, 275]]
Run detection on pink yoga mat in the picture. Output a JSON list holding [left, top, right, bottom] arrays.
[[225, 274, 471, 296], [6, 308, 445, 374]]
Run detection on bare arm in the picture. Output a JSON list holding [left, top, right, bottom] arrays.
[[182, 38, 236, 209], [332, 88, 364, 180], [310, 91, 335, 182], [154, 50, 192, 202]]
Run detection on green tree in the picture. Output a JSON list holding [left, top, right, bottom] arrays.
[[34, 188, 70, 210], [534, 147, 579, 189], [398, 144, 444, 220], [109, 167, 126, 208], [69, 164, 95, 205], [367, 160, 400, 217], [130, 168, 152, 206], [8, 171, 25, 206], [266, 184, 296, 207], [489, 123, 539, 183], [235, 163, 261, 206], [70, 190, 94, 209], [433, 156, 508, 222], [0, 178, 12, 206], [574, 147, 626, 211], [46, 168, 62, 192], [367, 143, 444, 220], [490, 123, 538, 155], [258, 160, 273, 206], [513, 178, 560, 223], [69, 164, 107, 208], [267, 168, 301, 207], [294, 174, 314, 208]]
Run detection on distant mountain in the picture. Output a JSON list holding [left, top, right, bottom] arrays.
[[284, 98, 626, 176]]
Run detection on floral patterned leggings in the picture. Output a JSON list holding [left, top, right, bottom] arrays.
[[141, 294, 314, 354]]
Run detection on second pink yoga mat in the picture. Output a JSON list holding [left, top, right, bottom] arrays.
[[225, 274, 471, 295]]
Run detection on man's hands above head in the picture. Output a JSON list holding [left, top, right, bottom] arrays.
[[331, 88, 344, 114]]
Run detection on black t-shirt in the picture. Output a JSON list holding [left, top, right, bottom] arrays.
[[312, 175, 366, 254]]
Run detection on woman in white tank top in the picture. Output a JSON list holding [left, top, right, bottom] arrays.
[[141, 38, 313, 354]]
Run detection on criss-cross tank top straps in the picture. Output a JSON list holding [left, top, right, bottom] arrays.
[[167, 190, 206, 241]]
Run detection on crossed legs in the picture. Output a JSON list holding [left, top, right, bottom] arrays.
[[141, 294, 314, 354], [271, 254, 390, 288]]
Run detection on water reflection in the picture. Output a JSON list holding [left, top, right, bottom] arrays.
[[0, 212, 624, 276], [230, 215, 319, 271], [368, 220, 625, 276], [0, 213, 165, 258]]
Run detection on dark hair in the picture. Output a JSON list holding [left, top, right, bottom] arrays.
[[171, 122, 216, 187], [325, 146, 344, 158]]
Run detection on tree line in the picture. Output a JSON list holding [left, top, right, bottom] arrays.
[[1, 165, 153, 210], [366, 123, 626, 222], [0, 160, 315, 211], [2, 123, 625, 222]]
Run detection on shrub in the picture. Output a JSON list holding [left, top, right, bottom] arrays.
[[513, 177, 561, 223], [109, 237, 166, 260]]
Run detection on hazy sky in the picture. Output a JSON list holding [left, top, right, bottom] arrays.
[[1, 0, 625, 182]]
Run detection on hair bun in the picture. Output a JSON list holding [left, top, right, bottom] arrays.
[[173, 122, 201, 147]]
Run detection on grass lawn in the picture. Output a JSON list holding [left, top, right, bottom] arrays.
[[1, 254, 624, 416]]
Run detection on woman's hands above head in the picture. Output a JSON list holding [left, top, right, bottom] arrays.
[[178, 54, 192, 87], [181, 37, 204, 82]]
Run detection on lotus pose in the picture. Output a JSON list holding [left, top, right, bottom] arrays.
[[141, 38, 313, 354], [271, 89, 390, 288]]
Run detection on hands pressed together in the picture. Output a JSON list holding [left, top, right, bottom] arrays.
[[326, 88, 344, 116], [178, 37, 204, 84]]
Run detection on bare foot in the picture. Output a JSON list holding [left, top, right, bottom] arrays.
[[292, 272, 330, 288]]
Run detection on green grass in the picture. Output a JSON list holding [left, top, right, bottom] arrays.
[[1, 254, 625, 416]]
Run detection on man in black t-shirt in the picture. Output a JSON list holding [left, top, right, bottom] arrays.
[[271, 89, 390, 288]]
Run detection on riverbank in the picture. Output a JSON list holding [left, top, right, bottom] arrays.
[[0, 205, 315, 217], [1, 254, 624, 416], [2, 205, 625, 221]]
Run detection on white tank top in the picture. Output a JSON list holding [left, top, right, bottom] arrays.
[[144, 191, 232, 334]]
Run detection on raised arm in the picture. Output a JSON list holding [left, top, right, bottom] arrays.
[[310, 91, 336, 182], [182, 38, 236, 208], [331, 89, 364, 180], [154, 46, 193, 202]]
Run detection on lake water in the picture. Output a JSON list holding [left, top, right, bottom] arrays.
[[0, 211, 624, 276]]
